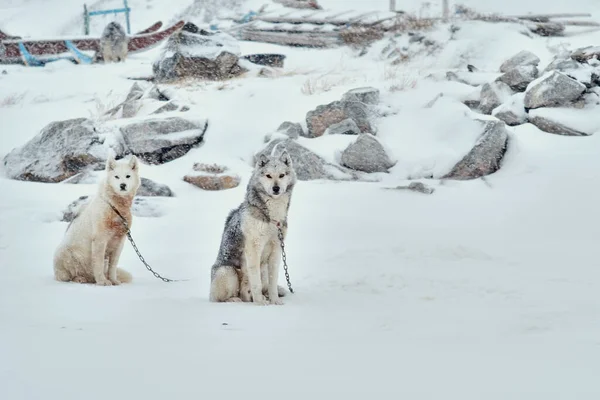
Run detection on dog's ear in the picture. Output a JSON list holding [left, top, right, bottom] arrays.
[[257, 153, 269, 168], [279, 150, 291, 167], [106, 154, 117, 171], [128, 155, 138, 171]]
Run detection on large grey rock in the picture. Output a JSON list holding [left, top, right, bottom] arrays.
[[499, 50, 540, 73], [524, 71, 586, 109], [479, 81, 513, 114], [341, 87, 380, 105], [529, 115, 590, 136], [306, 100, 372, 137], [340, 134, 395, 173], [443, 121, 509, 180], [324, 118, 361, 135], [492, 93, 528, 126], [152, 28, 246, 82], [497, 65, 538, 92], [277, 121, 303, 139], [543, 57, 581, 74], [120, 117, 208, 164], [3, 118, 122, 183]]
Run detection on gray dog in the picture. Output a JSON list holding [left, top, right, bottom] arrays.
[[209, 150, 297, 305], [99, 22, 128, 63]]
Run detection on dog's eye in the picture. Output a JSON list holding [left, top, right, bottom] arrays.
[[115, 176, 119, 179], [126, 175, 130, 179], [266, 174, 272, 179], [279, 174, 284, 178]]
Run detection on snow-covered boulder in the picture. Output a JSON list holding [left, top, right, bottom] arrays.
[[306, 100, 372, 138], [153, 26, 246, 82], [528, 108, 599, 136], [443, 121, 509, 180], [524, 71, 586, 109], [342, 87, 380, 105], [277, 121, 304, 139], [340, 134, 395, 173], [492, 93, 528, 126], [324, 118, 361, 135], [499, 50, 540, 73], [3, 118, 123, 183], [184, 163, 240, 191], [479, 81, 513, 114], [119, 117, 208, 165], [497, 65, 538, 92]]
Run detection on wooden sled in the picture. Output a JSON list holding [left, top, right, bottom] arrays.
[[1, 21, 184, 64], [19, 40, 94, 66]]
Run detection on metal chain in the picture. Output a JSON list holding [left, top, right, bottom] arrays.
[[105, 199, 184, 283], [276, 225, 294, 294]]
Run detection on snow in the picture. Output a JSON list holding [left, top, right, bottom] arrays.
[[2, 0, 600, 399]]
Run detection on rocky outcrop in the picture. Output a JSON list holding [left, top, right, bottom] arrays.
[[499, 50, 540, 73], [479, 81, 513, 115], [443, 121, 509, 180], [524, 71, 586, 109], [497, 65, 538, 92], [492, 93, 528, 126], [153, 26, 246, 82], [340, 134, 395, 173], [324, 118, 361, 135], [120, 117, 208, 164], [184, 163, 241, 191], [3, 118, 119, 182]]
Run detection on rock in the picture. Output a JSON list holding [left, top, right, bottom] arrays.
[[62, 170, 99, 184], [277, 121, 303, 139], [570, 45, 600, 63], [137, 178, 174, 197], [492, 93, 528, 126], [341, 87, 380, 105], [340, 134, 395, 173], [120, 117, 208, 164], [524, 71, 586, 109], [479, 81, 513, 115], [242, 53, 286, 68], [386, 182, 435, 194], [3, 118, 121, 183], [543, 57, 581, 74], [152, 29, 246, 82], [528, 115, 590, 136], [184, 163, 240, 190], [151, 101, 190, 114], [306, 100, 372, 138], [443, 121, 509, 180], [496, 65, 538, 92], [499, 50, 540, 73], [62, 195, 166, 222], [324, 118, 361, 135]]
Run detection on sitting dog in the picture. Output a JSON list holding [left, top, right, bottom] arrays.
[[210, 150, 297, 305], [99, 22, 128, 63], [53, 155, 140, 285]]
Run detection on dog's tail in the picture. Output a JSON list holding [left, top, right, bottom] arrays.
[[117, 268, 133, 284]]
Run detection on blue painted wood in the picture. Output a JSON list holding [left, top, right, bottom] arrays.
[[88, 7, 130, 16], [65, 40, 94, 64]]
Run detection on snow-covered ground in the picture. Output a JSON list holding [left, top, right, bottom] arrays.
[[2, 0, 600, 399]]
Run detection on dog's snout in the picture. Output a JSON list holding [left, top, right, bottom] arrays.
[[120, 183, 127, 190], [272, 185, 280, 194]]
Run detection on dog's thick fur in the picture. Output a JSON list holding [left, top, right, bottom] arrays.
[[53, 155, 141, 285], [210, 150, 297, 305], [100, 22, 128, 63]]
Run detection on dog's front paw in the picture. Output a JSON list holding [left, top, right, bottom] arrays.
[[269, 297, 284, 306], [109, 278, 122, 286], [253, 294, 268, 306], [96, 279, 113, 286]]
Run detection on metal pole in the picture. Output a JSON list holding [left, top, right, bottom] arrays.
[[124, 0, 131, 34], [442, 0, 449, 21], [389, 0, 396, 12], [83, 4, 89, 35]]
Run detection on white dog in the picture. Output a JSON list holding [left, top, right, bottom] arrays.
[[53, 155, 140, 285], [209, 150, 297, 305]]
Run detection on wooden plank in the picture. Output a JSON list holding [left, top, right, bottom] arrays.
[[508, 13, 592, 21], [239, 30, 340, 47]]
